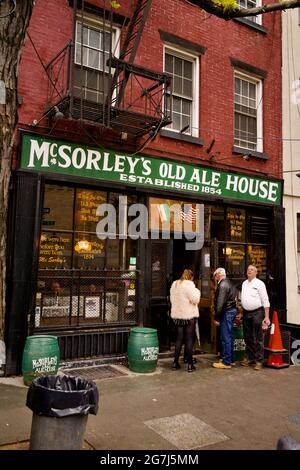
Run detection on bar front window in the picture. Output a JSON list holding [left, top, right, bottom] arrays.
[[34, 184, 138, 329]]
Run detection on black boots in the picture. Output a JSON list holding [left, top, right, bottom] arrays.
[[173, 358, 196, 371], [184, 357, 197, 364], [187, 363, 196, 372], [172, 361, 181, 370]]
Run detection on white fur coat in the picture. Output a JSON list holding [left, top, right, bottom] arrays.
[[170, 280, 200, 320]]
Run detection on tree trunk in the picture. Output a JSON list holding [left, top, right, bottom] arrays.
[[0, 1, 34, 339]]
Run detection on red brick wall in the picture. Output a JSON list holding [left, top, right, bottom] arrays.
[[17, 0, 282, 178]]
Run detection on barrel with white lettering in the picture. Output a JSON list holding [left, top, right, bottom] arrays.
[[127, 327, 159, 373], [233, 325, 246, 362], [22, 335, 60, 385]]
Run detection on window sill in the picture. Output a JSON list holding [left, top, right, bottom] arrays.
[[160, 129, 204, 146], [232, 146, 269, 161], [234, 17, 267, 34]]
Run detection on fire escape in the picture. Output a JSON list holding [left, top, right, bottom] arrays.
[[43, 0, 172, 138]]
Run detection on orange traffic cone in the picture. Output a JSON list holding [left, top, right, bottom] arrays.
[[265, 311, 289, 369]]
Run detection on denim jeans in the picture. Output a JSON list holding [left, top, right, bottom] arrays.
[[220, 308, 237, 365]]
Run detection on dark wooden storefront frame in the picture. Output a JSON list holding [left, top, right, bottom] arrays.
[[5, 165, 286, 374]]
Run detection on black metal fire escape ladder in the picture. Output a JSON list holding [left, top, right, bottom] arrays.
[[107, 0, 153, 124]]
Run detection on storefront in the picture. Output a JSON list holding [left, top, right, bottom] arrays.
[[5, 131, 285, 374]]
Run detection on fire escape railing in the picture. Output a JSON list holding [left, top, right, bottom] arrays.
[[42, 0, 172, 137]]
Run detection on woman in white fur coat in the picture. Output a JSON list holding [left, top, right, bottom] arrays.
[[170, 269, 201, 372]]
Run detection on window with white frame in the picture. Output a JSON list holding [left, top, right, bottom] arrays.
[[237, 0, 262, 25], [164, 47, 199, 137], [234, 72, 263, 151], [74, 16, 119, 104]]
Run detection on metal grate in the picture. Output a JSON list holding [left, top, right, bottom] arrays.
[[63, 365, 127, 380], [57, 329, 130, 360], [34, 269, 138, 329]]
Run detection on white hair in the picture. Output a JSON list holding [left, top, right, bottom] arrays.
[[213, 267, 226, 277]]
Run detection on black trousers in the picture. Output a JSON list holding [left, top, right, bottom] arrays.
[[243, 307, 265, 363], [174, 319, 196, 365]]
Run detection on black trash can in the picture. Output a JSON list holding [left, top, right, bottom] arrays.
[[277, 435, 300, 450], [26, 375, 99, 450]]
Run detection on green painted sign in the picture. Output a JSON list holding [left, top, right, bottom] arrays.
[[20, 133, 282, 205]]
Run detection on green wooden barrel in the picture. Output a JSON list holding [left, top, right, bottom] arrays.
[[127, 327, 159, 373], [233, 325, 246, 362], [22, 335, 60, 386]]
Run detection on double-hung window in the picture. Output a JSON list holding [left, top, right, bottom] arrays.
[[164, 47, 199, 137], [236, 0, 262, 25], [234, 72, 263, 152], [74, 15, 120, 104]]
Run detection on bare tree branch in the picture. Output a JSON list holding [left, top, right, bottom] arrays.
[[188, 0, 300, 20]]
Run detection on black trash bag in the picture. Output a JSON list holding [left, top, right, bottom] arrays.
[[26, 375, 99, 418]]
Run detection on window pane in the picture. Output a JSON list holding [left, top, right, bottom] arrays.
[[165, 93, 171, 113], [85, 89, 98, 102], [242, 79, 248, 97], [226, 208, 246, 242], [224, 244, 246, 276], [235, 78, 240, 94], [39, 232, 72, 269], [248, 245, 267, 275], [75, 189, 107, 233], [249, 83, 256, 100], [82, 26, 89, 45], [82, 47, 88, 66], [172, 111, 181, 130], [173, 97, 181, 113], [75, 45, 88, 66], [211, 206, 225, 239], [42, 185, 74, 230], [86, 69, 98, 89], [73, 233, 106, 269], [184, 60, 192, 79], [165, 54, 173, 73], [241, 95, 249, 107], [174, 57, 182, 76], [173, 75, 182, 94], [182, 99, 190, 116], [90, 29, 100, 49], [89, 50, 99, 69], [107, 192, 138, 236], [103, 32, 112, 52], [183, 78, 192, 98], [248, 117, 257, 137], [181, 113, 190, 131]]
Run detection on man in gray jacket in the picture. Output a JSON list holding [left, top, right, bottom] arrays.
[[212, 268, 237, 369]]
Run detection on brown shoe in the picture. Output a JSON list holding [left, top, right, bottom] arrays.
[[253, 363, 263, 371], [241, 359, 255, 367], [213, 362, 231, 369], [240, 359, 249, 366]]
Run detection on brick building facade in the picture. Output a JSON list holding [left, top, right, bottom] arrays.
[[5, 0, 285, 374]]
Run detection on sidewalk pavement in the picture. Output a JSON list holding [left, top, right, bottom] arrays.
[[1, 354, 300, 451]]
